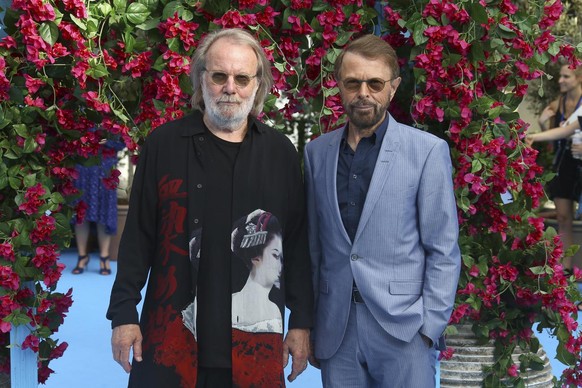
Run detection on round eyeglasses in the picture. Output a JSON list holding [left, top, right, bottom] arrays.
[[341, 77, 397, 93], [204, 69, 257, 88]]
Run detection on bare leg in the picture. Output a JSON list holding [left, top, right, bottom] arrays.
[[72, 221, 91, 274], [96, 223, 112, 258], [554, 198, 574, 270], [96, 223, 112, 274], [75, 221, 91, 256]]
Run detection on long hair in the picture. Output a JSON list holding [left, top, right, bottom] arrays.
[[190, 28, 273, 117]]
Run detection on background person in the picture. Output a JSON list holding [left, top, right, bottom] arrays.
[[304, 34, 461, 387], [531, 62, 582, 270], [72, 136, 124, 275]]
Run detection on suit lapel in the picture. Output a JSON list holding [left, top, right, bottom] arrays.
[[325, 127, 352, 244], [354, 115, 400, 243]]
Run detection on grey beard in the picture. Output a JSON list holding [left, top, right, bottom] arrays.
[[202, 83, 257, 132]]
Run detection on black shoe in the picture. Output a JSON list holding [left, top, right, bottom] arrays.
[[72, 254, 89, 274], [99, 256, 111, 275]]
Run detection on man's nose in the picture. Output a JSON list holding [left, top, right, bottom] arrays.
[[223, 76, 237, 94]]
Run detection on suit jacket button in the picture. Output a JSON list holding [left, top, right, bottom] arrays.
[[351, 254, 359, 261]]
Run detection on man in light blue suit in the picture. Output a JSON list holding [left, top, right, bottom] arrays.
[[304, 34, 461, 387]]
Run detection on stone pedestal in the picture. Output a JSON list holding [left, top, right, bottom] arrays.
[[440, 325, 554, 387]]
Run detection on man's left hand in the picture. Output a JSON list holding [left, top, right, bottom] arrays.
[[283, 328, 310, 382]]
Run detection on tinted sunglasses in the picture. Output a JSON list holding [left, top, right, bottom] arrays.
[[341, 77, 396, 93], [204, 69, 257, 88]]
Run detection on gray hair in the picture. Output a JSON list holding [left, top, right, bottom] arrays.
[[190, 28, 273, 117]]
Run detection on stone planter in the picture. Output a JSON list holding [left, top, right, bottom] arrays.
[[440, 325, 554, 387]]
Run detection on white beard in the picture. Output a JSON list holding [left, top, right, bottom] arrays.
[[202, 81, 257, 132]]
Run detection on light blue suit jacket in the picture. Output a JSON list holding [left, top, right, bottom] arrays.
[[304, 114, 461, 360]]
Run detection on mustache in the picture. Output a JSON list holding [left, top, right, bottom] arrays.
[[350, 101, 376, 108], [217, 96, 241, 103]]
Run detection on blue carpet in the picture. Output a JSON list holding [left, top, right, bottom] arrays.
[[41, 249, 576, 387]]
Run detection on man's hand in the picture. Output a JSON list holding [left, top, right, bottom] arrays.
[[283, 328, 310, 382], [112, 324, 143, 373]]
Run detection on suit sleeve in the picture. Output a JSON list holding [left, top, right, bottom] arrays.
[[282, 142, 314, 330], [106, 137, 158, 328], [417, 140, 461, 344]]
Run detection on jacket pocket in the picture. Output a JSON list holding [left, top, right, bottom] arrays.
[[389, 281, 423, 295]]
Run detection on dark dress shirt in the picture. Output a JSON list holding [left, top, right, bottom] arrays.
[[337, 112, 389, 242]]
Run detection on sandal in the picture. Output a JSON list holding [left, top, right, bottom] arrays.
[[99, 256, 111, 275], [72, 254, 90, 274]]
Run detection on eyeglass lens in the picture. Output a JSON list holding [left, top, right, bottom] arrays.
[[343, 78, 388, 93], [208, 71, 255, 88]]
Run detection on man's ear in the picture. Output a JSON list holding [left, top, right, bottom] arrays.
[[389, 77, 402, 101]]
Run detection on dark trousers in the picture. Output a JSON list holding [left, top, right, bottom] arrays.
[[196, 367, 232, 388]]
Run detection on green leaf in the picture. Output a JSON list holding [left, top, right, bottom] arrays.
[[470, 42, 485, 62], [113, 0, 127, 10], [162, 1, 183, 19], [471, 159, 483, 173], [69, 14, 85, 31], [139, 0, 160, 11], [335, 32, 353, 47], [123, 32, 136, 53], [412, 21, 428, 45], [112, 108, 129, 122], [167, 37, 181, 52], [5, 310, 31, 326], [13, 123, 28, 137], [468, 3, 488, 24], [564, 244, 580, 258], [9, 177, 21, 189], [556, 342, 576, 365], [23, 174, 36, 188], [497, 24, 517, 39], [529, 266, 546, 275], [86, 62, 109, 79], [23, 138, 36, 154], [126, 3, 151, 25], [38, 22, 59, 46], [49, 192, 64, 205], [97, 3, 113, 17], [136, 17, 161, 31], [200, 0, 230, 15]]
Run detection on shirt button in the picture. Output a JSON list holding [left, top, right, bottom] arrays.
[[353, 174, 357, 179], [351, 254, 359, 261], [350, 201, 356, 206], [199, 136, 204, 141], [196, 184, 202, 189], [194, 219, 199, 224]]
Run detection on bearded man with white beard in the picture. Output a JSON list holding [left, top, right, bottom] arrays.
[[107, 28, 313, 388]]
